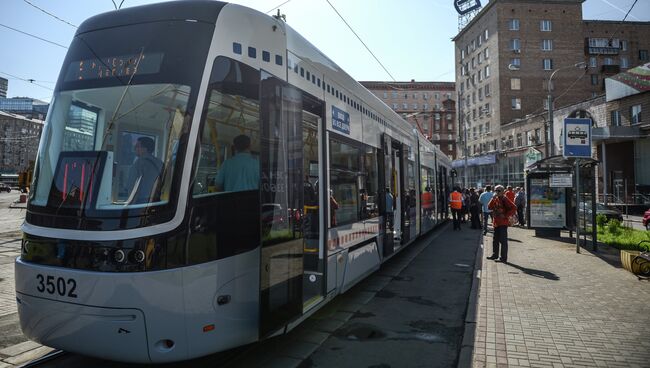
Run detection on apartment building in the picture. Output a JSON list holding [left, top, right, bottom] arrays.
[[360, 81, 457, 158]]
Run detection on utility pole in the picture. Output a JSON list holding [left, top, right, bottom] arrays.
[[547, 62, 586, 157]]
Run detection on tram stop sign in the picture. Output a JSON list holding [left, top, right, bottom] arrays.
[[563, 118, 592, 158]]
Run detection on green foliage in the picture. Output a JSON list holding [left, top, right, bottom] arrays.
[[596, 214, 608, 227], [597, 222, 650, 251]]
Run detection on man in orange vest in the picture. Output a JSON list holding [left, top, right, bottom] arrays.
[[487, 185, 517, 263], [449, 187, 463, 230]]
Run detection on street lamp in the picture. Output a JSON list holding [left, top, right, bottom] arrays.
[[547, 62, 586, 156]]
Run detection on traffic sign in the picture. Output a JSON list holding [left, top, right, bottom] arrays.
[[563, 118, 592, 158]]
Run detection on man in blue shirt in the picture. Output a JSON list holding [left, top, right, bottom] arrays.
[[216, 135, 259, 192], [478, 185, 494, 235]]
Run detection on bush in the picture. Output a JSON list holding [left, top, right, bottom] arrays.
[[597, 223, 650, 251], [596, 214, 608, 227], [607, 219, 622, 236]]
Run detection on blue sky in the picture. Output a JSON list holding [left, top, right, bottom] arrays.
[[1, 0, 648, 101]]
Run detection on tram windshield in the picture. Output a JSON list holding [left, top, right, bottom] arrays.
[[28, 20, 213, 227]]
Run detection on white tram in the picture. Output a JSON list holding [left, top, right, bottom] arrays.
[[15, 1, 453, 363]]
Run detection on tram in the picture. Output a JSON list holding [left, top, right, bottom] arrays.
[[15, 1, 453, 363]]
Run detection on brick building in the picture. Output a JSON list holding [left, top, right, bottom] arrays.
[[452, 0, 650, 188], [360, 81, 457, 158], [0, 111, 43, 174]]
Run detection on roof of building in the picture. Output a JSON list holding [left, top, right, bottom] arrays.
[[605, 62, 650, 101], [453, 0, 585, 41], [359, 81, 455, 91], [0, 110, 44, 124]]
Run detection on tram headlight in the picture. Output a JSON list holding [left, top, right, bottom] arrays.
[[133, 250, 146, 263], [114, 249, 126, 263]]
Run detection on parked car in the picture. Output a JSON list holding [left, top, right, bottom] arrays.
[[0, 183, 11, 193], [579, 202, 624, 223], [643, 208, 650, 230]]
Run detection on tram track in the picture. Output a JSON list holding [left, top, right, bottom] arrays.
[[18, 349, 67, 368]]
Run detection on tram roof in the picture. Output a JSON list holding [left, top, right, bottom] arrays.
[[76, 0, 226, 35]]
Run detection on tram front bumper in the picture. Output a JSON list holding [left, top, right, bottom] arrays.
[[16, 293, 151, 363]]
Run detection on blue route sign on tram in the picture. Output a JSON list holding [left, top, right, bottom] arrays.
[[563, 118, 592, 158]]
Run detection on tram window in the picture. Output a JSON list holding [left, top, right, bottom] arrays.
[[192, 57, 260, 197], [294, 64, 299, 74], [312, 75, 316, 84], [233, 42, 242, 54], [306, 70, 310, 80], [300, 67, 304, 77], [262, 51, 270, 62], [275, 55, 283, 65], [248, 47, 256, 58], [317, 78, 321, 87], [329, 138, 379, 226]]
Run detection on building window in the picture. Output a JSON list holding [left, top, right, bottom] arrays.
[[424, 93, 429, 99], [621, 57, 629, 68], [589, 57, 597, 68], [485, 65, 490, 77], [510, 78, 521, 90], [484, 48, 489, 59], [541, 39, 553, 51], [413, 93, 418, 99], [471, 57, 476, 69], [413, 104, 418, 109], [461, 49, 465, 59], [511, 98, 521, 110], [543, 59, 553, 70], [510, 38, 520, 51], [484, 103, 490, 115], [510, 58, 521, 68], [508, 19, 520, 31], [621, 40, 628, 51], [383, 92, 388, 99], [478, 88, 483, 100], [435, 93, 440, 100], [639, 50, 649, 61], [478, 52, 483, 64], [591, 74, 598, 85], [534, 128, 541, 142], [424, 103, 429, 110], [402, 103, 408, 109], [392, 103, 398, 109], [484, 84, 490, 96], [477, 34, 482, 47], [516, 133, 523, 147], [631, 104, 642, 124], [484, 29, 489, 40], [478, 70, 483, 81], [604, 57, 614, 65], [540, 20, 552, 31], [392, 91, 398, 98], [611, 110, 621, 126]]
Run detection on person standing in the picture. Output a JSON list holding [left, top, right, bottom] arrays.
[[449, 187, 463, 230], [126, 137, 163, 204], [515, 187, 526, 226], [469, 188, 481, 229], [505, 185, 515, 203], [479, 185, 494, 235], [216, 134, 259, 192], [487, 185, 517, 263]]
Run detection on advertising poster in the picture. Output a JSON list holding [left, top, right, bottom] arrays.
[[529, 178, 566, 228]]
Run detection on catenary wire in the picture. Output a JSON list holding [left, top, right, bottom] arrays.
[[22, 0, 77, 28], [0, 71, 54, 91], [324, 0, 396, 82], [266, 0, 292, 14], [0, 23, 68, 49]]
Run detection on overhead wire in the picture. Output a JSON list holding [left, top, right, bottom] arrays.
[[266, 0, 292, 14], [324, 0, 396, 82], [0, 23, 68, 49], [0, 71, 54, 91], [22, 0, 77, 28]]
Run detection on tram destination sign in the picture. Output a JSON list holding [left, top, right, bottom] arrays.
[[331, 106, 350, 135], [563, 118, 592, 158]]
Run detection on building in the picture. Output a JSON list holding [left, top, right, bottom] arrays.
[[0, 97, 49, 120], [360, 81, 457, 158], [452, 0, 650, 188], [0, 111, 43, 174], [0, 77, 7, 98]]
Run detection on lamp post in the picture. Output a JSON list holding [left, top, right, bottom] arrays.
[[547, 62, 586, 157]]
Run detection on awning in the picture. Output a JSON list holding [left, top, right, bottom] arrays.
[[605, 62, 650, 101]]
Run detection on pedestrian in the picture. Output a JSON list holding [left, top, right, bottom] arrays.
[[515, 187, 526, 226], [126, 137, 163, 204], [505, 185, 515, 203], [449, 186, 463, 230], [330, 190, 339, 227], [469, 188, 481, 229], [487, 185, 517, 263], [215, 134, 259, 192], [461, 188, 470, 223], [479, 185, 494, 235]]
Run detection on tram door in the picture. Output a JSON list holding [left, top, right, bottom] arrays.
[[380, 134, 404, 256], [259, 73, 324, 337]]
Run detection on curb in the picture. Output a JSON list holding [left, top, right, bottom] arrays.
[[457, 231, 485, 368]]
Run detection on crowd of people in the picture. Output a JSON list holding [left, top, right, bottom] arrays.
[[449, 184, 528, 264]]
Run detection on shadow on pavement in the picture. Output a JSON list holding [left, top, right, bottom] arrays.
[[506, 262, 560, 281]]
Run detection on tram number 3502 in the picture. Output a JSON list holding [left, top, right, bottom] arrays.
[[36, 274, 78, 298]]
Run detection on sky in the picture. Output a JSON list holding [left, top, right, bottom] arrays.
[[1, 0, 648, 102]]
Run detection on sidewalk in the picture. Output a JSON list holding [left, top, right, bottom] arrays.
[[471, 227, 650, 368]]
